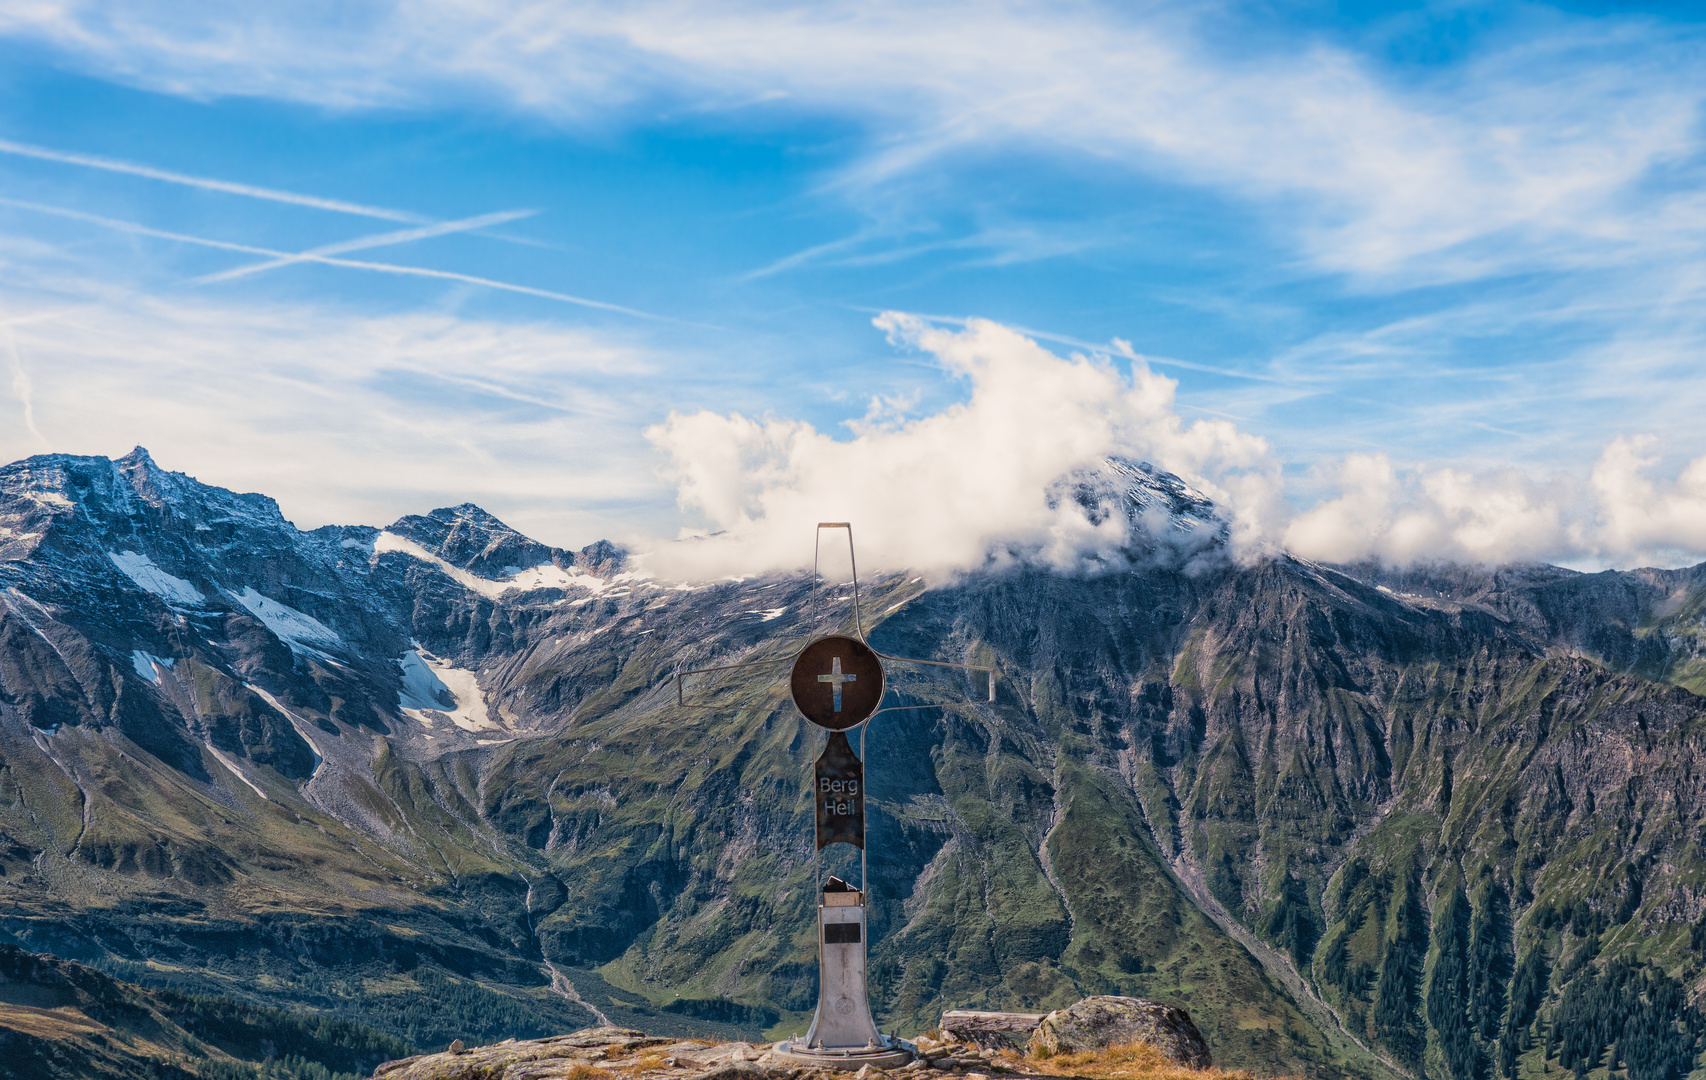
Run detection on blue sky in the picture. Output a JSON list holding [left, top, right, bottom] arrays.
[[0, 1, 1703, 570]]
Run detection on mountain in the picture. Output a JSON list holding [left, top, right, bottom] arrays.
[[3, 448, 1706, 1080], [0, 942, 410, 1079]]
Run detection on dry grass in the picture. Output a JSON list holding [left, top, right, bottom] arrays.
[[629, 1052, 672, 1071], [565, 1064, 617, 1080], [1015, 1041, 1277, 1080]]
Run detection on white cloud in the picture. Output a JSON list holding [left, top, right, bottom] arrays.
[[650, 315, 1706, 576], [1, 4, 1699, 578], [645, 312, 1282, 577], [1282, 442, 1706, 570], [1, 3, 1700, 279], [1590, 436, 1706, 565], [3, 290, 1700, 574], [1282, 454, 1575, 567], [0, 291, 675, 546]]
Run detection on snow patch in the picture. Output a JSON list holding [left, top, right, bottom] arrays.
[[129, 650, 174, 684], [207, 744, 271, 801], [372, 531, 616, 598], [27, 490, 73, 510], [397, 649, 499, 732], [109, 551, 204, 605], [231, 587, 341, 660], [398, 650, 456, 711], [246, 684, 325, 777], [505, 563, 594, 592]]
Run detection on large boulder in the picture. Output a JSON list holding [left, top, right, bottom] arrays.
[[1027, 996, 1210, 1069], [939, 1010, 1046, 1052]]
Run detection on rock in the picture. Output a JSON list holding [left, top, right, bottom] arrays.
[[938, 1012, 1046, 1054], [695, 1044, 761, 1064], [1027, 997, 1210, 1070], [369, 1026, 678, 1079], [696, 1063, 770, 1080]]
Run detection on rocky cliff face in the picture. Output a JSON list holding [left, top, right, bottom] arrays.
[[2, 448, 1705, 1080]]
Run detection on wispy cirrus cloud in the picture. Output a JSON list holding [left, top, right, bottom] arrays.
[[2, 3, 1701, 281], [0, 288, 678, 543]]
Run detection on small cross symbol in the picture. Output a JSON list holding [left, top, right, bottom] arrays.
[[817, 656, 857, 712]]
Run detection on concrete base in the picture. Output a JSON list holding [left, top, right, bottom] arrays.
[[771, 1036, 916, 1071]]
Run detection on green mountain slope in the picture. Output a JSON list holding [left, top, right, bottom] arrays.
[[0, 943, 411, 1079], [5, 450, 1706, 1079]]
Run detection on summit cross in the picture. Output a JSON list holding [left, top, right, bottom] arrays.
[[817, 656, 857, 712], [672, 522, 998, 1071]]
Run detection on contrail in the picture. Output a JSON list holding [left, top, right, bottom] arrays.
[[0, 195, 346, 258], [0, 197, 669, 322], [195, 209, 538, 284], [4, 321, 46, 448], [0, 137, 430, 223], [0, 307, 94, 329]]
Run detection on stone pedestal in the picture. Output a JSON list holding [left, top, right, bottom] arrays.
[[770, 1040, 915, 1071], [771, 882, 914, 1071]]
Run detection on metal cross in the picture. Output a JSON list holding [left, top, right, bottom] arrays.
[[818, 656, 856, 711], [671, 523, 998, 1070]]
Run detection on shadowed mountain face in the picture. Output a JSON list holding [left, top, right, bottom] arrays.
[[3, 449, 1706, 1079]]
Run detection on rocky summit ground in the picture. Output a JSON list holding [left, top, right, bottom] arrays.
[[368, 1025, 1266, 1080]]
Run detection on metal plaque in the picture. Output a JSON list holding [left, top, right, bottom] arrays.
[[814, 730, 865, 850], [791, 635, 884, 730]]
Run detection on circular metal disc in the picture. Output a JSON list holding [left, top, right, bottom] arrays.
[[790, 635, 885, 730]]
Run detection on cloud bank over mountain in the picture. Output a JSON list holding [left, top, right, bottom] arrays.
[[650, 314, 1706, 576], [4, 290, 1700, 576], [647, 313, 1280, 578]]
